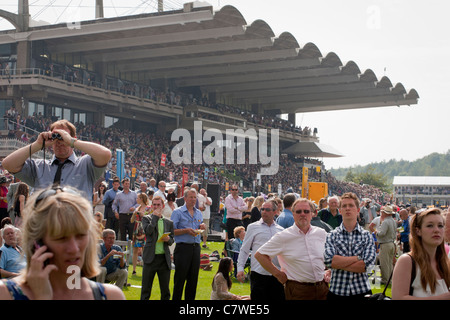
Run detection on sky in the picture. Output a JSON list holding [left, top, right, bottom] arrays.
[[1, 0, 449, 170]]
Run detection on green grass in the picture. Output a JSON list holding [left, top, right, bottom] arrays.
[[121, 240, 391, 300], [123, 241, 250, 300]]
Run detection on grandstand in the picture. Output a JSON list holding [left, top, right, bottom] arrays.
[[0, 1, 418, 198]]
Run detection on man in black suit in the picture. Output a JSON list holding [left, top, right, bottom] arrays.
[[140, 195, 174, 300]]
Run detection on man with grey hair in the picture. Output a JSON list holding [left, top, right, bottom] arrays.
[[318, 195, 342, 229], [237, 199, 285, 300], [0, 225, 26, 278]]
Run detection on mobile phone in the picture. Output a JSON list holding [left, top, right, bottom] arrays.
[[33, 239, 50, 267]]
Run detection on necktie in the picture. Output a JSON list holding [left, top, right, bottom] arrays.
[[53, 160, 65, 187]]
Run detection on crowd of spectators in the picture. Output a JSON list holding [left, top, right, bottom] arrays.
[[2, 110, 389, 202]]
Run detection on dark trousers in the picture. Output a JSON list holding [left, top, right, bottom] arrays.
[[172, 243, 200, 300], [119, 213, 134, 241], [226, 218, 244, 240], [106, 216, 119, 238], [141, 254, 171, 300], [250, 271, 285, 300], [327, 290, 372, 300], [284, 280, 329, 300]]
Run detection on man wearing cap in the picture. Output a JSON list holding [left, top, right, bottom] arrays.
[[375, 205, 397, 285]]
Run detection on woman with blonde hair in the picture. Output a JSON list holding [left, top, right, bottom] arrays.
[[250, 196, 265, 223], [392, 208, 450, 299], [0, 186, 125, 300]]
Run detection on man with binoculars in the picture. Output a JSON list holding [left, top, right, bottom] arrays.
[[2, 119, 111, 201]]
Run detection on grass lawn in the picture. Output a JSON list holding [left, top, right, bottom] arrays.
[[123, 241, 250, 300], [122, 240, 390, 300]]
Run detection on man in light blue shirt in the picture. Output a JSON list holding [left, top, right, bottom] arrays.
[[171, 188, 205, 300], [112, 178, 137, 241], [2, 119, 111, 201], [276, 193, 297, 228], [0, 225, 26, 278]]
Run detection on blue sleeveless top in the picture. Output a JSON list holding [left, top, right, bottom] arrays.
[[2, 279, 107, 300]]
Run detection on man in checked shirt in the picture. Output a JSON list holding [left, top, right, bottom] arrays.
[[324, 192, 376, 300]]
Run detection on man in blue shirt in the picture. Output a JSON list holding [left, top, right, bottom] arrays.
[[97, 229, 128, 289], [276, 193, 296, 228], [112, 178, 137, 241], [171, 188, 205, 300], [399, 209, 410, 253], [0, 225, 26, 278], [103, 177, 121, 237]]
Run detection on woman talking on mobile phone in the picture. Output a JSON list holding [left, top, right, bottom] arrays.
[[0, 186, 125, 300]]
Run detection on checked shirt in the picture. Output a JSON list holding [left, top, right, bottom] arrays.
[[324, 223, 376, 297]]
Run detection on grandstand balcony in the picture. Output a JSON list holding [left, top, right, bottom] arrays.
[[0, 68, 183, 127], [179, 104, 319, 144]]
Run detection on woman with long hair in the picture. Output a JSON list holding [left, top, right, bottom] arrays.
[[93, 182, 107, 214], [130, 192, 151, 275], [392, 208, 450, 299], [211, 257, 250, 300], [0, 186, 125, 300], [12, 182, 29, 228]]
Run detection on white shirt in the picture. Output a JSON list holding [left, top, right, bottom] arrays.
[[237, 219, 284, 275], [202, 196, 212, 219], [257, 224, 327, 283]]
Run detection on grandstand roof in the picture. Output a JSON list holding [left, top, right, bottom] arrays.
[[0, 4, 419, 115], [282, 141, 344, 158], [393, 176, 450, 186]]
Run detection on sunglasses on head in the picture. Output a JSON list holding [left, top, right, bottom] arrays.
[[35, 186, 80, 206]]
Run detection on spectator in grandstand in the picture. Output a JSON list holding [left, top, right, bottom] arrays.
[[224, 185, 247, 240], [140, 196, 174, 300], [0, 188, 124, 300], [2, 119, 111, 201], [318, 195, 342, 229], [255, 198, 329, 300], [276, 193, 296, 228], [236, 200, 285, 300], [171, 188, 205, 300], [324, 192, 377, 300], [112, 178, 137, 241], [392, 208, 450, 299]]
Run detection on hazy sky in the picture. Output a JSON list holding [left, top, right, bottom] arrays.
[[1, 0, 449, 170]]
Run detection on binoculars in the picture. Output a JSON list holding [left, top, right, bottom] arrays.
[[51, 132, 63, 140]]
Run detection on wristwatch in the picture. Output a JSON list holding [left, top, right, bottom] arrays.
[[70, 138, 77, 148]]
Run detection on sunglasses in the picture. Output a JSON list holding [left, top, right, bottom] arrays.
[[260, 208, 273, 212], [294, 209, 311, 214], [35, 186, 80, 206], [231, 189, 238, 191]]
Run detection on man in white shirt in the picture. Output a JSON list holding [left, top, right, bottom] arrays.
[[199, 188, 212, 248], [236, 200, 285, 300], [255, 198, 329, 300], [154, 180, 167, 201]]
